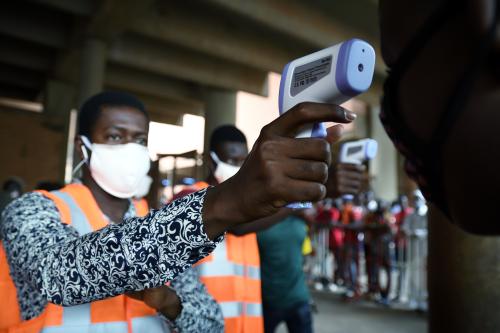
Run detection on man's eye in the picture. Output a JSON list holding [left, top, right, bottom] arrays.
[[107, 134, 121, 141], [136, 138, 148, 146]]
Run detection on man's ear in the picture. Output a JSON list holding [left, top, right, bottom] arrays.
[[74, 135, 88, 161]]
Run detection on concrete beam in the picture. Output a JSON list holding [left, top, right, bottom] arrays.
[[105, 64, 204, 105], [0, 85, 38, 101], [206, 0, 386, 74], [28, 0, 95, 16], [203, 88, 236, 154], [0, 3, 66, 48], [52, 0, 155, 83], [369, 105, 397, 201], [0, 41, 52, 71], [0, 65, 44, 90], [127, 92, 204, 118], [85, 0, 155, 41], [109, 35, 269, 96], [132, 4, 307, 73], [77, 38, 107, 104], [43, 80, 76, 129]]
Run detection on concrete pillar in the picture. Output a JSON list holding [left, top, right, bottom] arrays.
[[77, 38, 108, 105], [428, 207, 500, 332], [43, 80, 76, 183], [369, 106, 398, 201], [202, 88, 237, 154]]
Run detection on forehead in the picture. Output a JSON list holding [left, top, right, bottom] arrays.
[[92, 106, 149, 134], [215, 141, 248, 160]]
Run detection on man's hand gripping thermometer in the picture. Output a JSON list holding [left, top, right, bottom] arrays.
[[278, 38, 376, 208]]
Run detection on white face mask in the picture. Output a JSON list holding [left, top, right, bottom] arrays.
[[134, 175, 153, 199], [78, 136, 151, 198], [210, 151, 240, 184]]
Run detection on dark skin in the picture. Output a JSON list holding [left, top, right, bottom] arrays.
[[76, 101, 357, 318], [207, 135, 366, 236], [207, 141, 293, 235], [379, 0, 500, 233]]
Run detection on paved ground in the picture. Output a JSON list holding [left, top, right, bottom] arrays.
[[276, 291, 427, 333]]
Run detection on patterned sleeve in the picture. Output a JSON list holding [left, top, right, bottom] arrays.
[[163, 268, 224, 333], [0, 188, 223, 321]]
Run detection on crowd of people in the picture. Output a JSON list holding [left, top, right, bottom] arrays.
[[304, 192, 428, 311]]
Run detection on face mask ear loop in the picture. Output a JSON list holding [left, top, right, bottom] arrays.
[[72, 136, 92, 177], [210, 151, 221, 165]]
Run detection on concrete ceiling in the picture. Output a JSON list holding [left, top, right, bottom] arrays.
[[0, 0, 384, 124]]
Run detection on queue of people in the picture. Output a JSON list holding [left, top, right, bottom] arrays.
[[305, 192, 428, 311]]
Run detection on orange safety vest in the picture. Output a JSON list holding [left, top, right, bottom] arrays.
[[0, 183, 170, 333], [193, 182, 263, 333]]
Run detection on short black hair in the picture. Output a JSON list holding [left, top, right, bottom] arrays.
[[77, 91, 148, 138], [209, 125, 247, 152]]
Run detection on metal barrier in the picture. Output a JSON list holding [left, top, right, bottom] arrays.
[[305, 208, 428, 310]]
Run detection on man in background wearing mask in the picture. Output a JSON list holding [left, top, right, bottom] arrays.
[[178, 125, 303, 333], [183, 125, 269, 333], [178, 125, 365, 333]]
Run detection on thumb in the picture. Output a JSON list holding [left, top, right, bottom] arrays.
[[325, 124, 344, 144]]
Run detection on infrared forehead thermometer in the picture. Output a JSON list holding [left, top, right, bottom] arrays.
[[339, 138, 378, 165], [278, 38, 376, 138], [278, 39, 375, 208], [339, 138, 378, 200]]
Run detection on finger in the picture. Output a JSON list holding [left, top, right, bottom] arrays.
[[325, 124, 344, 144], [267, 103, 356, 137], [337, 163, 366, 172], [277, 180, 327, 204], [282, 137, 332, 164], [336, 170, 365, 181], [283, 160, 329, 183], [338, 185, 362, 195], [337, 178, 363, 189]]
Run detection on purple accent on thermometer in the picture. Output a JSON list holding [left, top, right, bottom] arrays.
[[336, 39, 375, 97], [336, 39, 359, 96], [279, 61, 291, 114], [311, 122, 327, 138]]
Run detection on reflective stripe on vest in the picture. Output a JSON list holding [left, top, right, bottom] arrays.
[[51, 191, 92, 235], [197, 240, 260, 280], [219, 302, 263, 318], [197, 234, 263, 333]]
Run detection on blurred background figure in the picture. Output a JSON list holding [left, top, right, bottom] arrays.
[[0, 177, 24, 213]]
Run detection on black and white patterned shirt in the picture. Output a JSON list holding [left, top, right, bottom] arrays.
[[0, 189, 224, 332]]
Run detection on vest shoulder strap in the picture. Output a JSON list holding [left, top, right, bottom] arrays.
[[36, 190, 71, 225]]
